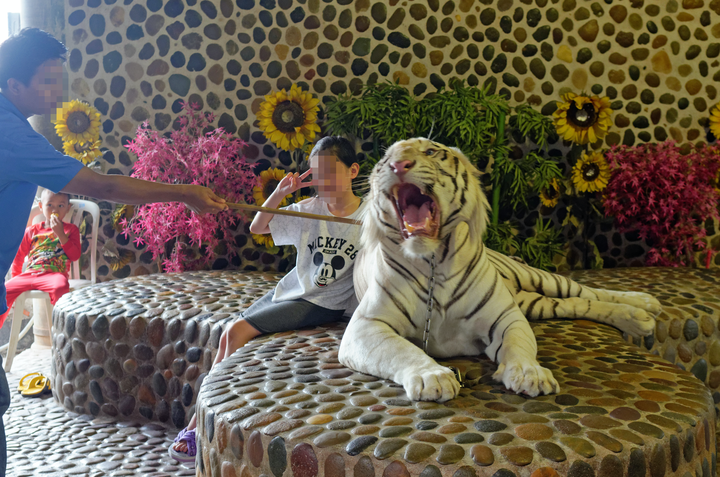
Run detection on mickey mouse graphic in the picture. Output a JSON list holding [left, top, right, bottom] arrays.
[[313, 252, 345, 287]]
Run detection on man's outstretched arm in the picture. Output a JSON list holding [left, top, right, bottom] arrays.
[[61, 167, 227, 215]]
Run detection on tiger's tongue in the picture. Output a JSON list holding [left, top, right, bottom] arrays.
[[403, 202, 432, 229]]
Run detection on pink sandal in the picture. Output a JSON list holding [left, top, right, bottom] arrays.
[[168, 427, 196, 464]]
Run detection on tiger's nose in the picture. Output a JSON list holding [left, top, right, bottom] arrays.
[[390, 160, 415, 178]]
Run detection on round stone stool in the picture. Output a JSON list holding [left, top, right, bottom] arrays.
[[195, 320, 715, 477], [50, 271, 283, 427]]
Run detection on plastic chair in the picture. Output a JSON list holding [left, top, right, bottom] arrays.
[[2, 199, 100, 372]]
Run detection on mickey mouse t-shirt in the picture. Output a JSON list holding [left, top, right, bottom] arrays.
[[268, 196, 364, 313]]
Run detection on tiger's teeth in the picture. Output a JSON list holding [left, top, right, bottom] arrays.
[[404, 221, 415, 233]]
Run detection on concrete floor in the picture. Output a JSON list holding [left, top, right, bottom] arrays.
[[3, 347, 196, 477]]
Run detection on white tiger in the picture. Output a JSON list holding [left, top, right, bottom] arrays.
[[338, 138, 660, 402]]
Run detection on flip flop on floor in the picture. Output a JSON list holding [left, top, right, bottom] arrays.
[[169, 427, 196, 464], [17, 373, 43, 394], [21, 375, 51, 397]]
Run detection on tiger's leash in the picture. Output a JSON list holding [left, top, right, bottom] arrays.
[[423, 253, 465, 387], [226, 202, 362, 225]]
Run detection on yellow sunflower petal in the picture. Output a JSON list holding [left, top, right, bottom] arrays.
[[257, 83, 321, 152]]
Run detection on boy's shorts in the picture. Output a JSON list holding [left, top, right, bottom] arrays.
[[242, 289, 349, 334]]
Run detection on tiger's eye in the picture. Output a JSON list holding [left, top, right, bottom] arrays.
[[425, 149, 435, 155]]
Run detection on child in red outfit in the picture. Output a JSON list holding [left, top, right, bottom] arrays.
[[0, 190, 80, 328]]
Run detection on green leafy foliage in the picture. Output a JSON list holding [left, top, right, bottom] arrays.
[[509, 104, 556, 150], [325, 80, 567, 271], [519, 219, 564, 271], [485, 221, 520, 256]]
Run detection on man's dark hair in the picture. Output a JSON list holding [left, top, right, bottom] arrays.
[[0, 28, 66, 89], [309, 136, 359, 168]]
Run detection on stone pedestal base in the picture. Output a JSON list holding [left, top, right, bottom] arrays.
[[195, 320, 716, 477]]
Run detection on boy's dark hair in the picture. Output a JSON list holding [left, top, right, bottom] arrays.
[[40, 188, 70, 203], [309, 136, 359, 168], [0, 28, 67, 89]]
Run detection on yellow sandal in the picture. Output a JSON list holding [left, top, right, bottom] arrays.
[[17, 373, 42, 394], [21, 375, 51, 397]]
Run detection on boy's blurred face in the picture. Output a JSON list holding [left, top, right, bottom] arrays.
[[39, 192, 70, 220], [310, 152, 354, 202]]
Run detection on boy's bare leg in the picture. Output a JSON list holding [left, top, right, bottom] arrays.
[[172, 319, 261, 452]]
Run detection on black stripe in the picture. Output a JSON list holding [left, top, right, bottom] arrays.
[[386, 256, 426, 292], [492, 322, 513, 361], [444, 207, 461, 226], [363, 317, 401, 336], [463, 272, 497, 319], [533, 270, 545, 295], [525, 296, 543, 319], [552, 274, 564, 298], [379, 283, 416, 328], [452, 247, 485, 302], [488, 303, 515, 343], [439, 234, 452, 263], [446, 230, 469, 262]]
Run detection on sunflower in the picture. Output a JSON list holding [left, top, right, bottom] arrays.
[[709, 102, 720, 140], [253, 168, 292, 206], [258, 84, 321, 151], [63, 139, 102, 165], [572, 152, 611, 193], [539, 178, 560, 207], [252, 233, 275, 248], [553, 93, 612, 145], [112, 204, 135, 233], [54, 100, 101, 144], [302, 142, 315, 157], [102, 240, 135, 271]]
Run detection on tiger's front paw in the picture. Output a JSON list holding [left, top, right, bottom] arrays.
[[402, 365, 460, 402], [610, 290, 662, 317], [613, 306, 656, 338], [493, 361, 559, 397]]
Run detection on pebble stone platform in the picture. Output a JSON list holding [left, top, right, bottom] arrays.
[[50, 271, 282, 428], [194, 319, 715, 477], [47, 268, 720, 477], [5, 347, 194, 477]]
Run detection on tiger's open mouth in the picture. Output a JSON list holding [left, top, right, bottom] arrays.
[[392, 183, 439, 239]]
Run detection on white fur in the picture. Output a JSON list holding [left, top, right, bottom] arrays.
[[339, 139, 659, 402]]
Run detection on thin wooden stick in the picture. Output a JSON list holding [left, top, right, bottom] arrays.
[[226, 202, 361, 225]]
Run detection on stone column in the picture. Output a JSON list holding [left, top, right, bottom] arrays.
[[20, 0, 66, 348], [20, 0, 66, 153]]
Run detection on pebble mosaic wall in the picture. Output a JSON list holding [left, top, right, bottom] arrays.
[[60, 0, 720, 278]]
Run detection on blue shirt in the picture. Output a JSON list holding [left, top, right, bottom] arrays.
[[0, 94, 84, 314]]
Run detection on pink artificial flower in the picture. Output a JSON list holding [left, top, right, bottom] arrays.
[[603, 141, 720, 266], [122, 102, 257, 272]]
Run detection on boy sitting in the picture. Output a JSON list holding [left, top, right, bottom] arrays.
[[0, 189, 81, 328]]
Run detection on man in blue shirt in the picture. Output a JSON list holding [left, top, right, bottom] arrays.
[[0, 28, 228, 475]]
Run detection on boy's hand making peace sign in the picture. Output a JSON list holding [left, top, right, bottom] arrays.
[[273, 170, 314, 199]]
